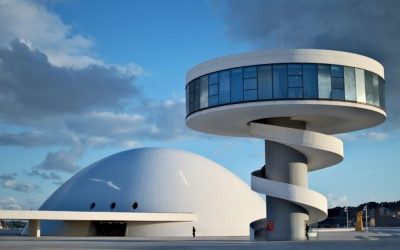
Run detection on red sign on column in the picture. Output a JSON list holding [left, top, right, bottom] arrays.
[[267, 220, 274, 232]]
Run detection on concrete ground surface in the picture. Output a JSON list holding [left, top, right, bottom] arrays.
[[1, 229, 400, 250]]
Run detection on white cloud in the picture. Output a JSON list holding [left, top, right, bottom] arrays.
[[0, 130, 72, 147], [114, 63, 147, 78], [0, 196, 40, 210], [0, 0, 146, 79], [327, 193, 349, 208], [0, 173, 39, 193], [0, 0, 96, 68], [34, 140, 83, 173], [0, 40, 140, 123], [364, 132, 389, 141], [64, 100, 193, 147], [26, 168, 62, 181], [0, 196, 22, 210], [66, 112, 146, 136]]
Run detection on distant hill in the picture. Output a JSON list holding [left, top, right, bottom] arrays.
[[318, 200, 400, 228]]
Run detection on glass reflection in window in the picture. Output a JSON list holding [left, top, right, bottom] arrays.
[[209, 95, 218, 107], [289, 88, 303, 99], [288, 64, 302, 76], [193, 79, 200, 111], [209, 72, 218, 85], [331, 65, 344, 78], [355, 68, 366, 103], [318, 65, 331, 99], [200, 76, 208, 109], [372, 74, 380, 106], [244, 78, 257, 90], [288, 76, 302, 88], [258, 65, 272, 100], [364, 71, 374, 104], [244, 89, 257, 101], [303, 64, 318, 99], [209, 84, 218, 96], [244, 66, 257, 79], [273, 64, 288, 98], [332, 89, 345, 100], [344, 67, 356, 101], [231, 68, 243, 103], [219, 70, 230, 104]]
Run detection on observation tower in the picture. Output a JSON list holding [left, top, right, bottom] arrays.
[[185, 49, 386, 240]]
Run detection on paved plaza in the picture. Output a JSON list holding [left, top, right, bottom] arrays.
[[1, 228, 400, 250]]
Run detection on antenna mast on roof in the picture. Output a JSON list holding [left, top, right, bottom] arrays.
[[280, 18, 284, 49]]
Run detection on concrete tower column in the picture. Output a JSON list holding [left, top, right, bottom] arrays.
[[263, 118, 309, 241], [264, 141, 309, 240]]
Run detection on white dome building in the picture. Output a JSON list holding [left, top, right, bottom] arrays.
[[39, 148, 265, 237]]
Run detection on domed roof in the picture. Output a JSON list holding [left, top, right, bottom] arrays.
[[40, 148, 265, 236]]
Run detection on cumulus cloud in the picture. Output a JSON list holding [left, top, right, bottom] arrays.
[[131, 98, 193, 141], [27, 168, 62, 180], [26, 167, 65, 186], [0, 40, 140, 123], [24, 99, 193, 174], [0, 40, 192, 174], [0, 173, 39, 193], [65, 112, 146, 146], [0, 0, 145, 73], [34, 142, 83, 174], [64, 98, 193, 148], [327, 193, 350, 208], [0, 196, 40, 210], [214, 0, 400, 129], [0, 196, 22, 210], [0, 0, 95, 68], [0, 130, 71, 147]]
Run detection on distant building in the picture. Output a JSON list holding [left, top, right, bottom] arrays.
[[380, 207, 389, 216]]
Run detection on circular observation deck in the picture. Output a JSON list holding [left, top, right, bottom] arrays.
[[185, 49, 386, 136]]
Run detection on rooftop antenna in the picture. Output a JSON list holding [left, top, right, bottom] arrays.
[[280, 18, 284, 49]]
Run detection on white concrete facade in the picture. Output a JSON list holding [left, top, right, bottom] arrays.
[[0, 210, 196, 221], [0, 210, 196, 237], [186, 49, 384, 82], [186, 100, 386, 136]]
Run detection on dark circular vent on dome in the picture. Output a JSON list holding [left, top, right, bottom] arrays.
[[110, 202, 116, 209], [132, 202, 138, 210], [90, 202, 95, 209]]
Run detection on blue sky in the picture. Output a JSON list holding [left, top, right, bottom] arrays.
[[0, 0, 399, 210]]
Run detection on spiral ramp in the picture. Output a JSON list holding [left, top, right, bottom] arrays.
[[249, 121, 344, 240]]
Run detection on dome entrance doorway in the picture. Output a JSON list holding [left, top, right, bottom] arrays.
[[95, 221, 126, 236]]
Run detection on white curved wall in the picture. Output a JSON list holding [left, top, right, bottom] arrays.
[[40, 148, 265, 236], [186, 49, 384, 83]]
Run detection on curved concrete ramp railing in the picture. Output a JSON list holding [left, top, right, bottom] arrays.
[[249, 122, 343, 239], [251, 170, 327, 224]]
